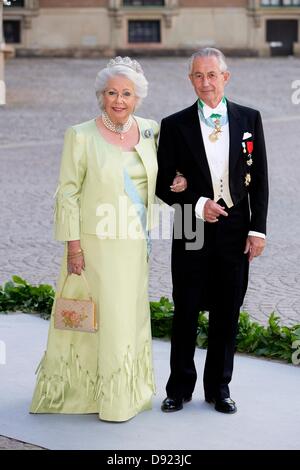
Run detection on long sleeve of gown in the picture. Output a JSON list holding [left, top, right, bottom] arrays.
[[54, 127, 87, 241]]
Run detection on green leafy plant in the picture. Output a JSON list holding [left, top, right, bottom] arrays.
[[1, 276, 299, 364], [0, 276, 55, 319], [150, 297, 174, 338], [196, 312, 209, 349]]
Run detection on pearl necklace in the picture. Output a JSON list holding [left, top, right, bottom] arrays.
[[102, 111, 133, 140]]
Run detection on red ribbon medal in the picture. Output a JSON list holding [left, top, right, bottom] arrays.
[[246, 141, 253, 154]]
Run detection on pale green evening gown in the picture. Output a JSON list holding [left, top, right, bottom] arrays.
[[30, 149, 155, 422]]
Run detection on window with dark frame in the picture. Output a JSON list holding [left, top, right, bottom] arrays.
[[123, 1, 164, 6], [261, 0, 300, 6], [3, 0, 25, 7], [3, 20, 21, 44], [128, 20, 161, 43]]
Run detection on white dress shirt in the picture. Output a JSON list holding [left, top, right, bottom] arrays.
[[195, 99, 265, 239]]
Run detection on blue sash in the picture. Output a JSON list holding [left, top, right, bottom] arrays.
[[198, 106, 229, 129], [123, 168, 151, 261]]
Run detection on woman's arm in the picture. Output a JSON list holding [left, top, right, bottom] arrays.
[[54, 127, 87, 241], [54, 127, 87, 275]]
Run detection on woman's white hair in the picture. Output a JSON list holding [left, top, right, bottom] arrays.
[[189, 47, 228, 73], [95, 63, 148, 111]]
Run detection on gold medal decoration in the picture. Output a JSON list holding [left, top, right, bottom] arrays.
[[209, 119, 222, 143], [245, 173, 251, 187], [209, 132, 219, 143]]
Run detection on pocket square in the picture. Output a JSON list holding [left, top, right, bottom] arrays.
[[243, 132, 252, 140]]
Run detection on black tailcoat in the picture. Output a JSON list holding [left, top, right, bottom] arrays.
[[156, 100, 268, 400]]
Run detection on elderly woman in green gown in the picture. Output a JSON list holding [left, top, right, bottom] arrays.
[[30, 57, 186, 422]]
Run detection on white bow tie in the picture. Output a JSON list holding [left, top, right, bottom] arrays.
[[202, 101, 227, 120]]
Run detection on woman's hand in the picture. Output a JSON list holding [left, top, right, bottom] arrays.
[[67, 240, 85, 275], [170, 173, 188, 193]]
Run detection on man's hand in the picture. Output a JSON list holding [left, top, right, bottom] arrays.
[[244, 236, 266, 262], [203, 199, 228, 223]]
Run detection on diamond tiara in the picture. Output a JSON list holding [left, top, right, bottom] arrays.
[[106, 56, 144, 75]]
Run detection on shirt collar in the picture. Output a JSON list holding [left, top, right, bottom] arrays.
[[198, 97, 227, 119]]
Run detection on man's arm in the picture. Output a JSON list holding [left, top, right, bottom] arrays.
[[244, 111, 269, 261], [248, 111, 269, 234], [156, 118, 200, 208]]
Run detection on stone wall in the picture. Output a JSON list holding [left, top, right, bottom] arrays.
[[39, 0, 107, 7], [2, 1, 300, 57], [0, 1, 5, 105]]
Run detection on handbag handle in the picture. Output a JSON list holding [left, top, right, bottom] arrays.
[[59, 272, 93, 301]]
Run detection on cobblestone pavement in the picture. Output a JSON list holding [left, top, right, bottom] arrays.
[[0, 56, 300, 328], [0, 435, 44, 450], [0, 56, 300, 450]]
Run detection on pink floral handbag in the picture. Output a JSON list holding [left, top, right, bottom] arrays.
[[54, 273, 97, 333]]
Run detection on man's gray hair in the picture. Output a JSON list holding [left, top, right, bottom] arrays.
[[189, 48, 228, 73], [95, 65, 148, 110]]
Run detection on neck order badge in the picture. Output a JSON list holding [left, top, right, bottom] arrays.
[[198, 98, 228, 143]]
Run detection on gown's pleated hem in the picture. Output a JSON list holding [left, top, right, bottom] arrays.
[[30, 341, 156, 422], [29, 400, 153, 422], [99, 400, 152, 422]]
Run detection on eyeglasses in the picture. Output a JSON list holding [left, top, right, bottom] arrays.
[[191, 72, 224, 82], [104, 90, 135, 100]]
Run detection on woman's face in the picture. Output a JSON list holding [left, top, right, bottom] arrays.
[[102, 75, 138, 124]]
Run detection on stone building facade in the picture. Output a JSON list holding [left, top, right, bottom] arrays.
[[1, 1, 6, 104], [2, 0, 300, 57]]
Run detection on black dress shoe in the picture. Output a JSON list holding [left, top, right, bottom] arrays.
[[161, 396, 192, 413], [183, 396, 192, 403], [205, 397, 237, 414]]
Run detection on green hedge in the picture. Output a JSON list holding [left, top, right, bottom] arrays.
[[1, 276, 300, 364]]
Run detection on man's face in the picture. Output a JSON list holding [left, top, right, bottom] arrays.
[[189, 56, 230, 108]]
